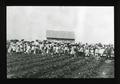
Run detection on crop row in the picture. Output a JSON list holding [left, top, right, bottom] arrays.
[[7, 54, 106, 78], [7, 54, 77, 74], [21, 56, 84, 78], [7, 53, 59, 64], [7, 54, 65, 68]]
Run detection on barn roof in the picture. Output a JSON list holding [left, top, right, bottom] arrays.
[[46, 30, 75, 40]]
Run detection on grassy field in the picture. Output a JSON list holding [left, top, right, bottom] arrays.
[[7, 53, 114, 78]]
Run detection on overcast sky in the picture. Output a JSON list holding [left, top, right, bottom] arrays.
[[7, 6, 114, 44]]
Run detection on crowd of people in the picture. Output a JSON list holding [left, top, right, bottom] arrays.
[[7, 39, 114, 58]]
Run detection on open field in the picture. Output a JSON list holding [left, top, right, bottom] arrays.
[[7, 53, 114, 78]]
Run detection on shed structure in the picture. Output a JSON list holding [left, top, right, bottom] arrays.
[[46, 30, 75, 43]]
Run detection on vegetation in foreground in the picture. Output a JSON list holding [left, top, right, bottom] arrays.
[[7, 53, 114, 78]]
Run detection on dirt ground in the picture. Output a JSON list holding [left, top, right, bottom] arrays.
[[95, 59, 114, 78], [7, 54, 114, 78]]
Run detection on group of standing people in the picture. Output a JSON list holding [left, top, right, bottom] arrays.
[[7, 39, 114, 58]]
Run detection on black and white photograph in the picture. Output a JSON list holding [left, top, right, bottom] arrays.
[[7, 6, 114, 78]]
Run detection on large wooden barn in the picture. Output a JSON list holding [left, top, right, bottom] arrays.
[[46, 30, 75, 43]]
